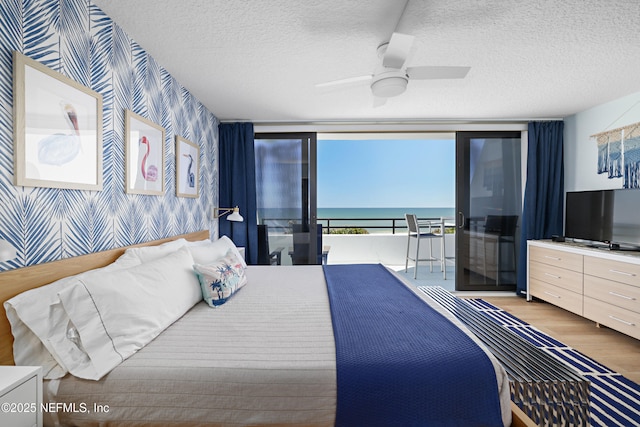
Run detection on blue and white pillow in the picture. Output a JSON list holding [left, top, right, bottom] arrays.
[[193, 249, 247, 307]]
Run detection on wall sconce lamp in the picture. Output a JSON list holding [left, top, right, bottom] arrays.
[[0, 238, 17, 262], [211, 206, 244, 222]]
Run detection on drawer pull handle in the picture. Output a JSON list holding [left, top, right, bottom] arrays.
[[609, 269, 636, 277], [544, 291, 561, 299], [544, 255, 561, 261], [544, 273, 561, 279], [608, 291, 636, 301], [608, 315, 636, 327]]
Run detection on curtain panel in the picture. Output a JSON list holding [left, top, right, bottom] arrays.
[[218, 123, 258, 264], [516, 121, 565, 295]]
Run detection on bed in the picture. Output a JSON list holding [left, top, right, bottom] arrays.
[[0, 231, 530, 427]]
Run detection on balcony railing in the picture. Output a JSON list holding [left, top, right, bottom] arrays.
[[319, 217, 416, 234], [259, 216, 457, 266], [261, 217, 453, 235]]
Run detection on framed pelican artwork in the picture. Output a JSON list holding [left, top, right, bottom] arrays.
[[125, 110, 165, 196], [13, 51, 103, 191], [175, 136, 199, 198]]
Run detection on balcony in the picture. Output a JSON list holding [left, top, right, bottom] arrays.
[[263, 216, 457, 291]]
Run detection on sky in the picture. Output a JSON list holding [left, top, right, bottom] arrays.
[[317, 138, 455, 208]]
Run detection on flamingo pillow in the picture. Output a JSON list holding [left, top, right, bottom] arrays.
[[193, 249, 247, 307]]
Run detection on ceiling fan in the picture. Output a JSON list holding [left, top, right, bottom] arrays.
[[316, 2, 470, 102]]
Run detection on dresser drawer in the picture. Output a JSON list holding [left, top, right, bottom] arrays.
[[584, 256, 640, 287], [530, 278, 583, 316], [529, 246, 583, 272], [584, 296, 640, 340], [584, 275, 640, 314], [530, 261, 583, 293]]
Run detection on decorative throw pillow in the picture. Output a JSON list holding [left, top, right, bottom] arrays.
[[193, 249, 247, 307]]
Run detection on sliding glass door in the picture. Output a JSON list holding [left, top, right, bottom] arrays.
[[254, 133, 319, 265], [455, 132, 522, 291]]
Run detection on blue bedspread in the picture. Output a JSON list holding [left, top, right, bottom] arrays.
[[323, 264, 503, 427]]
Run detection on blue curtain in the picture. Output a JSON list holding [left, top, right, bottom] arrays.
[[516, 121, 565, 296], [218, 123, 258, 264]]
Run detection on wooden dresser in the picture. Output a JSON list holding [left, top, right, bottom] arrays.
[[527, 240, 640, 340]]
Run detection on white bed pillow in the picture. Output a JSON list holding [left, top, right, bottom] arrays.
[[52, 247, 201, 380], [188, 235, 246, 267], [186, 238, 212, 247], [3, 256, 141, 379], [117, 237, 189, 264]]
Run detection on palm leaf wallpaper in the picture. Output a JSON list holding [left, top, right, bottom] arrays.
[[0, 0, 218, 271]]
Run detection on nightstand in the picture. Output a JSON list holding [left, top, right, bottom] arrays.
[[0, 366, 42, 427]]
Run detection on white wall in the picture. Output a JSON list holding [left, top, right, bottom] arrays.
[[267, 232, 456, 266], [323, 233, 455, 266], [564, 91, 640, 192]]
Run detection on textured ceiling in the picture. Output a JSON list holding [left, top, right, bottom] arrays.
[[93, 0, 640, 123]]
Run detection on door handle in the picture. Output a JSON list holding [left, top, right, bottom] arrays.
[[458, 212, 465, 229]]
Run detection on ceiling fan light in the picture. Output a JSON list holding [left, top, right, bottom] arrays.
[[370, 76, 408, 98]]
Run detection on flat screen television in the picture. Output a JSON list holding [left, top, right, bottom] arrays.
[[565, 189, 640, 250]]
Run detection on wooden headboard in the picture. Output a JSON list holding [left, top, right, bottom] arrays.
[[0, 230, 210, 365]]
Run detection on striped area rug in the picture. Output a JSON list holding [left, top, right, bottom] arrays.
[[418, 286, 640, 427]]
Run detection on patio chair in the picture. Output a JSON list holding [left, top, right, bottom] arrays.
[[289, 223, 323, 265], [257, 224, 283, 265], [482, 214, 518, 285], [404, 213, 444, 279]]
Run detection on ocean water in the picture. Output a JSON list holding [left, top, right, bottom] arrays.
[[317, 207, 454, 233]]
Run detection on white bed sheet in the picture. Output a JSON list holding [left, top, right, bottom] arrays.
[[44, 265, 511, 427]]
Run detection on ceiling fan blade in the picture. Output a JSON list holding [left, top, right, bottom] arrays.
[[316, 74, 372, 89], [384, 0, 410, 40], [382, 32, 414, 69], [406, 66, 471, 80]]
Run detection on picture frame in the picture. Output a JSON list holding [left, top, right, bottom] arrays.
[[125, 110, 165, 195], [175, 135, 199, 198], [13, 51, 103, 191]]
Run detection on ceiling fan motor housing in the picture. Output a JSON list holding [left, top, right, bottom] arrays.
[[370, 68, 409, 98]]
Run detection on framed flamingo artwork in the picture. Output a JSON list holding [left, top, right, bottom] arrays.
[[13, 51, 103, 191], [125, 110, 165, 195], [175, 135, 199, 198]]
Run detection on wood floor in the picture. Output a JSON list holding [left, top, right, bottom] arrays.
[[477, 296, 640, 384]]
